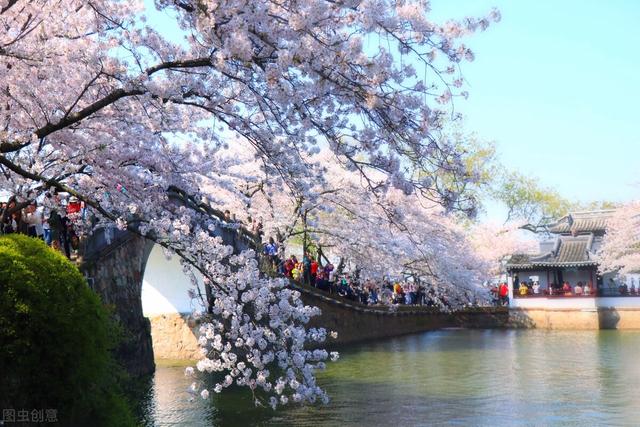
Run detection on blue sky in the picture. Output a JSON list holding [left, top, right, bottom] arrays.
[[430, 0, 640, 209]]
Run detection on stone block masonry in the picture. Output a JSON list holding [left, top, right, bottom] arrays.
[[144, 283, 512, 361], [148, 313, 202, 360], [80, 231, 156, 377]]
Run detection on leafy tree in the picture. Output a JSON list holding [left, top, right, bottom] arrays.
[[0, 235, 135, 427], [493, 171, 573, 227], [492, 170, 620, 231]]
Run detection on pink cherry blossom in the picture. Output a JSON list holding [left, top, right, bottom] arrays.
[[0, 0, 499, 407]]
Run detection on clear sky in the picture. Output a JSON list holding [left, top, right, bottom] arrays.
[[430, 0, 640, 209]]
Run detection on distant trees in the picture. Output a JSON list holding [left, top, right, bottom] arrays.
[[490, 170, 618, 232]]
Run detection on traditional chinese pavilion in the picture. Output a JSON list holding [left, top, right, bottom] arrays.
[[506, 211, 640, 306], [506, 210, 613, 296]]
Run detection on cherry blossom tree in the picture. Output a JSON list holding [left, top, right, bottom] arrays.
[[242, 148, 515, 306], [468, 221, 536, 276], [598, 201, 640, 275], [0, 0, 499, 407]]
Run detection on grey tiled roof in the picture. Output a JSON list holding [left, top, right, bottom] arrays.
[[555, 237, 590, 263], [506, 235, 596, 270], [548, 210, 615, 234]]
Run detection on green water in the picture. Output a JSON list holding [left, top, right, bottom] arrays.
[[138, 330, 640, 426]]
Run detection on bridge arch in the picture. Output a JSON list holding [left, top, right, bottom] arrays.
[[81, 223, 257, 372], [140, 244, 205, 360]]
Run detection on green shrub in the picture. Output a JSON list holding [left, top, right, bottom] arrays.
[[0, 234, 135, 426]]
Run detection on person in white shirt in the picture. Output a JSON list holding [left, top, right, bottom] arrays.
[[532, 281, 540, 294], [24, 203, 44, 238], [574, 282, 583, 296]]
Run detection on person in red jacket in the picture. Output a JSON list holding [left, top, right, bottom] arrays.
[[498, 283, 509, 306], [65, 196, 83, 254], [310, 259, 319, 286], [284, 255, 296, 277]]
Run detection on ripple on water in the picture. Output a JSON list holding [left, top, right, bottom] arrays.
[[140, 330, 640, 427]]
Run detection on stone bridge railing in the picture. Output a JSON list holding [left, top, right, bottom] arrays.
[[290, 282, 509, 344]]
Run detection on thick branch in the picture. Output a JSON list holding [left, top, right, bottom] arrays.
[[1, 56, 213, 153]]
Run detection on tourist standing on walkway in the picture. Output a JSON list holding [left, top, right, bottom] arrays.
[[325, 262, 334, 284], [310, 258, 319, 286], [498, 283, 508, 306], [24, 203, 44, 239], [264, 237, 278, 268], [303, 252, 311, 285]]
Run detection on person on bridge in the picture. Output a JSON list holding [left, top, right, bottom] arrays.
[[368, 286, 379, 305], [292, 260, 302, 281], [302, 252, 312, 285], [24, 203, 44, 239], [310, 259, 319, 286], [498, 282, 508, 306], [284, 255, 296, 277], [393, 282, 405, 304], [324, 262, 334, 284], [264, 237, 278, 270]]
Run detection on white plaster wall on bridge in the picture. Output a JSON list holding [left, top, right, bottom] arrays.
[[141, 244, 205, 316]]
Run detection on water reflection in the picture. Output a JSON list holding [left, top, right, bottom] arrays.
[[140, 330, 640, 426]]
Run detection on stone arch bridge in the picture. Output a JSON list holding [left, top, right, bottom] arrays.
[[80, 223, 505, 378]]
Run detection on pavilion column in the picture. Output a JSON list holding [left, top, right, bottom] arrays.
[[546, 270, 550, 294]]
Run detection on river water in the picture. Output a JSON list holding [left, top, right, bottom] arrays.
[[138, 329, 640, 426]]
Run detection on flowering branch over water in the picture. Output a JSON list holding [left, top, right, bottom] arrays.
[[0, 0, 499, 407]]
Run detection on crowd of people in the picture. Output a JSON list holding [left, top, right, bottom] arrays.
[[541, 281, 594, 296], [1, 191, 85, 258], [496, 277, 597, 299], [262, 239, 454, 308], [490, 275, 640, 304], [510, 276, 640, 298]]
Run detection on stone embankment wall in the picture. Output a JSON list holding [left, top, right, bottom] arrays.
[[145, 298, 640, 362], [300, 286, 510, 344], [509, 307, 640, 330], [304, 295, 450, 344]]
